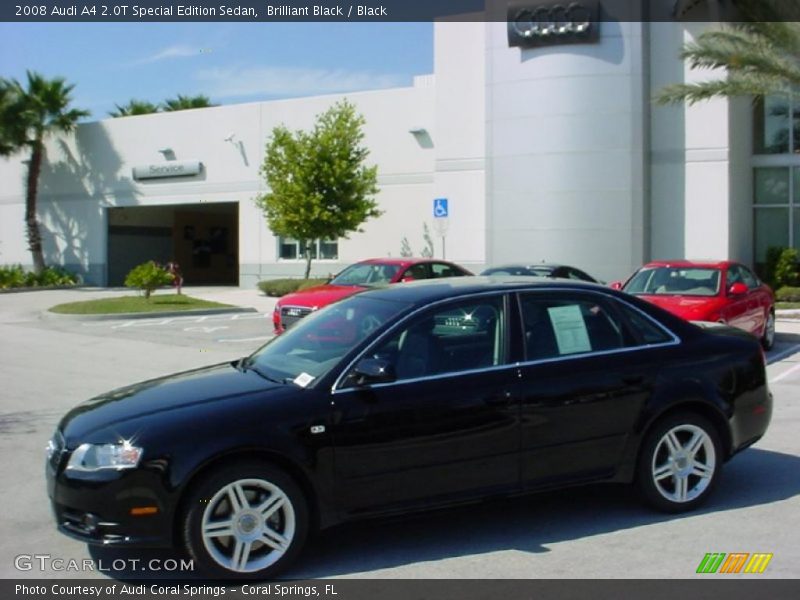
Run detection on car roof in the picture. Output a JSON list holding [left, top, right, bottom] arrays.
[[643, 259, 734, 269], [357, 257, 454, 267], [485, 263, 566, 270], [358, 275, 606, 306]]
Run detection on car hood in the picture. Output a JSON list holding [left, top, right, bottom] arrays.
[[58, 362, 283, 442], [636, 294, 722, 320], [278, 284, 364, 309]]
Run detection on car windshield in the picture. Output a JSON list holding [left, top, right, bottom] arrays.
[[330, 263, 401, 286], [248, 295, 411, 385], [624, 267, 721, 297]]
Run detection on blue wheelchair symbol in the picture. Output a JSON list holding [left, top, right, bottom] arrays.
[[433, 198, 448, 218]]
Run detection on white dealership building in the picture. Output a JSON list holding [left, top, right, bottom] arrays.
[[1, 11, 794, 287]]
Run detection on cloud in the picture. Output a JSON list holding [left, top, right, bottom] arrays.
[[133, 45, 206, 65], [194, 65, 406, 99]]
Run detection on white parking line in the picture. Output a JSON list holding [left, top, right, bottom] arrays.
[[768, 343, 800, 365], [216, 336, 273, 343], [184, 326, 229, 333], [80, 312, 269, 330], [771, 361, 800, 384]]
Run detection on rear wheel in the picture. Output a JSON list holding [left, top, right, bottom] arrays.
[[761, 311, 775, 351], [183, 461, 309, 579], [637, 413, 722, 513]]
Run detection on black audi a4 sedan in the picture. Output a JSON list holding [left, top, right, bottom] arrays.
[[47, 278, 772, 579]]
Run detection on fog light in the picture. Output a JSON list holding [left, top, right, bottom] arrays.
[[83, 513, 99, 533]]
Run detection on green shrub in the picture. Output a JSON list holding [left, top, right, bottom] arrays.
[[774, 248, 800, 288], [0, 265, 27, 289], [763, 246, 784, 289], [776, 286, 800, 303], [0, 264, 78, 289], [124, 261, 173, 299], [257, 278, 328, 297]]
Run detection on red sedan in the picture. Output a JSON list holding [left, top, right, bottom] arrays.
[[272, 258, 473, 333], [615, 260, 775, 349]]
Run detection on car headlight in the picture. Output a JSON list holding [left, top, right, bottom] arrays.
[[66, 442, 143, 472]]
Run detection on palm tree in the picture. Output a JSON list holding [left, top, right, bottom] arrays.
[[109, 99, 159, 117], [161, 94, 216, 112], [656, 3, 800, 105], [0, 71, 89, 273], [0, 80, 24, 156]]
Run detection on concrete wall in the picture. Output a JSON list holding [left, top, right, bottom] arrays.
[[650, 22, 753, 267], [0, 82, 439, 287], [484, 21, 648, 283]]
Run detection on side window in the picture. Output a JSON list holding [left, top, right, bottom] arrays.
[[364, 296, 506, 381], [727, 265, 743, 288], [404, 263, 430, 280], [615, 302, 675, 345], [431, 263, 459, 278], [740, 265, 759, 288], [519, 294, 627, 361]]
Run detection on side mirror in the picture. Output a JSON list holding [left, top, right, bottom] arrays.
[[609, 281, 623, 290], [401, 276, 415, 283], [728, 282, 748, 296], [352, 358, 395, 385]]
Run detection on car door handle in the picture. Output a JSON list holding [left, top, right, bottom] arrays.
[[484, 391, 513, 406]]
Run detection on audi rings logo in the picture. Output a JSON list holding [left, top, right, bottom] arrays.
[[507, 1, 600, 48]]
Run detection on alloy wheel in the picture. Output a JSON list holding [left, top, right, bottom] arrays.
[[201, 478, 296, 573], [650, 424, 716, 504], [763, 312, 775, 350]]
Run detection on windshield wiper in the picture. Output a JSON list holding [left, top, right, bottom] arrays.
[[239, 358, 285, 385]]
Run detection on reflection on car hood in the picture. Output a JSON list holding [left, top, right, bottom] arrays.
[[59, 362, 282, 442], [278, 284, 364, 308]]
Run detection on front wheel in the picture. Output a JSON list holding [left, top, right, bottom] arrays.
[[183, 461, 309, 579], [761, 311, 775, 351], [636, 413, 722, 513]]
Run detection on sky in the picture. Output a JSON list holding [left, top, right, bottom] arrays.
[[0, 22, 433, 121]]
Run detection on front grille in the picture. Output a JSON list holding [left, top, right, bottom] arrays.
[[280, 305, 312, 330]]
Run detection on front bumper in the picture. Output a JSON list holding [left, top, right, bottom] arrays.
[[47, 454, 175, 548]]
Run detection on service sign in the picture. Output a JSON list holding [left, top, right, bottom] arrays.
[[132, 160, 203, 180], [507, 1, 600, 48]]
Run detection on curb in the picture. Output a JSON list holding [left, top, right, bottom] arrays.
[[0, 285, 82, 294], [43, 306, 258, 321]]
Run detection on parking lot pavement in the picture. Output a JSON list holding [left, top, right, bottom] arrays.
[[0, 286, 278, 354], [0, 289, 798, 580], [769, 318, 800, 385]]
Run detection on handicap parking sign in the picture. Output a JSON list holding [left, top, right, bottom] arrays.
[[433, 198, 448, 218]]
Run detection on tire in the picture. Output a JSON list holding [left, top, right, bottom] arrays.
[[183, 461, 309, 580], [636, 413, 722, 513], [761, 310, 775, 351]]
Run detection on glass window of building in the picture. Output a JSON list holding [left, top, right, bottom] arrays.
[[753, 94, 800, 268], [278, 238, 338, 260]]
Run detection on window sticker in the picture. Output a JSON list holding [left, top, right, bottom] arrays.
[[293, 372, 315, 388], [548, 305, 592, 355]]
